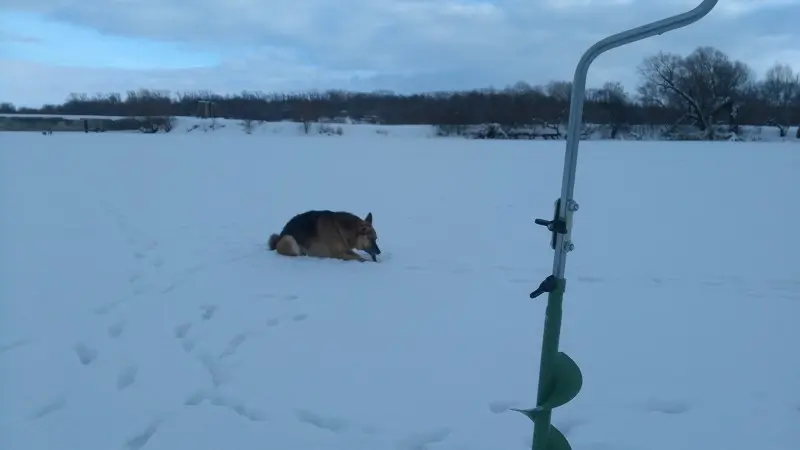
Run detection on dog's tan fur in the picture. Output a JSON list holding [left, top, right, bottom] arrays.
[[268, 210, 380, 262]]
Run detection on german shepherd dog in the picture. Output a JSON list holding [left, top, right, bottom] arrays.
[[268, 210, 381, 262]]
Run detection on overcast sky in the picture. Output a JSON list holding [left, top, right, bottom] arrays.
[[1, 0, 798, 107]]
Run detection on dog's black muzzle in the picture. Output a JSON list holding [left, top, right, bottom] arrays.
[[366, 241, 381, 261]]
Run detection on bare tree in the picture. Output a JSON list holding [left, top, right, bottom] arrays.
[[638, 46, 753, 139], [591, 81, 630, 138], [544, 80, 572, 126], [759, 63, 800, 137], [545, 80, 572, 102]]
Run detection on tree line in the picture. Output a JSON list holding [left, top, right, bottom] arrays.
[[2, 46, 798, 139]]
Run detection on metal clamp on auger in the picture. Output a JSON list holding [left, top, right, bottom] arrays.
[[529, 275, 557, 299], [534, 198, 578, 254], [534, 198, 566, 249]]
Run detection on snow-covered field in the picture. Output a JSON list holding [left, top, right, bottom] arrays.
[[1, 133, 799, 450]]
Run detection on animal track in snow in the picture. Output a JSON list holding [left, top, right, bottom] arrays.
[[73, 342, 98, 365], [262, 314, 308, 328], [131, 282, 152, 296], [174, 322, 192, 339], [396, 427, 452, 450], [208, 393, 268, 421], [184, 390, 267, 421], [180, 338, 197, 353], [93, 298, 126, 315], [219, 332, 249, 359], [644, 398, 691, 415], [198, 352, 229, 387], [184, 390, 206, 406], [0, 337, 33, 354], [253, 293, 299, 302], [117, 364, 138, 391], [30, 397, 66, 419], [108, 320, 126, 338], [200, 304, 217, 320], [125, 419, 161, 450], [296, 409, 349, 433]]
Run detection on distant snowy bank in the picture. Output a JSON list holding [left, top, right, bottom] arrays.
[[1, 113, 798, 142]]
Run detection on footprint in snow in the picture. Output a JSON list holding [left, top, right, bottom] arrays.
[[131, 282, 151, 296], [253, 293, 299, 302], [108, 320, 126, 338], [644, 398, 691, 415], [30, 397, 66, 419], [117, 364, 138, 391], [180, 337, 196, 353], [184, 390, 207, 406], [174, 322, 192, 339], [73, 342, 98, 365], [200, 304, 217, 320], [296, 409, 349, 433], [396, 427, 452, 450], [125, 419, 161, 450], [184, 390, 267, 421], [208, 394, 268, 421], [0, 338, 33, 354], [93, 298, 126, 315], [219, 332, 249, 359]]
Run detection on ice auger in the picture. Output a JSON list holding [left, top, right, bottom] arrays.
[[512, 1, 720, 448]]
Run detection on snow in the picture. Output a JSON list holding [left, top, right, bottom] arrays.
[[1, 132, 799, 450]]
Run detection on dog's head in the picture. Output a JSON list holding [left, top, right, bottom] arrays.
[[355, 212, 381, 261]]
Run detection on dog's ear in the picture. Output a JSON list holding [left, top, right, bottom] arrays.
[[364, 212, 373, 224]]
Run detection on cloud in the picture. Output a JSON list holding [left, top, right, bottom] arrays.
[[0, 30, 41, 43], [1, 0, 799, 107]]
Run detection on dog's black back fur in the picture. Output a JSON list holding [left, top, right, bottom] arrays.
[[279, 210, 358, 248]]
